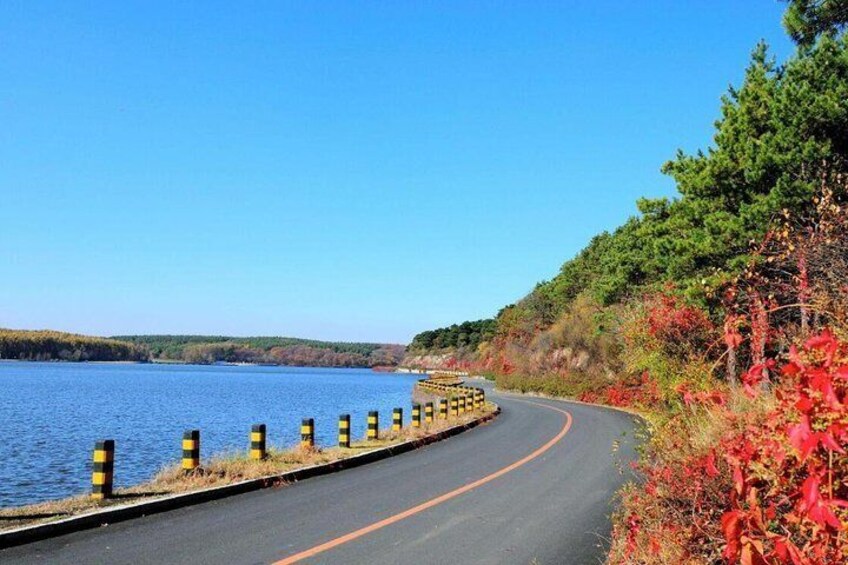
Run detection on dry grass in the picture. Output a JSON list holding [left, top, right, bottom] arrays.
[[0, 404, 495, 533]]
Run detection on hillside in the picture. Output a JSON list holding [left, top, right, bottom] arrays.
[[0, 329, 149, 362], [407, 4, 848, 563], [114, 335, 405, 368]]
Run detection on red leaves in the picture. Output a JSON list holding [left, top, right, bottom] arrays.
[[741, 360, 775, 397], [636, 291, 716, 358], [733, 464, 746, 497], [798, 475, 842, 529], [716, 330, 848, 562], [804, 329, 838, 366], [771, 537, 810, 565], [706, 449, 720, 478], [677, 381, 728, 408], [609, 330, 848, 563], [722, 510, 744, 561], [788, 417, 817, 461], [725, 314, 745, 349]]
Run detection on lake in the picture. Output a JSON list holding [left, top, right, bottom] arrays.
[[0, 361, 422, 507]]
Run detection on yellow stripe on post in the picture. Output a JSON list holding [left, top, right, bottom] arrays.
[[301, 418, 315, 449], [250, 424, 266, 460], [182, 430, 200, 471]]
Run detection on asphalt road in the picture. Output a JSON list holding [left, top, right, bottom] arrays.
[[2, 383, 641, 565]]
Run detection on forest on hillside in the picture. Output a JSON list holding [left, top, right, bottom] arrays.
[[408, 2, 848, 562], [0, 330, 405, 368], [0, 330, 149, 362], [114, 335, 405, 367], [407, 319, 496, 353]]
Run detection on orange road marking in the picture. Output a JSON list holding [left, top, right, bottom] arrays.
[[272, 399, 573, 564]]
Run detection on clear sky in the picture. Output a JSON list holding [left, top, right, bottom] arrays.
[[0, 1, 795, 343]]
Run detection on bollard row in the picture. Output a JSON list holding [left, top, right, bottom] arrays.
[[90, 389, 486, 500]]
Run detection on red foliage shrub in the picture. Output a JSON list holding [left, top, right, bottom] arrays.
[[719, 329, 848, 564], [644, 293, 714, 345], [579, 372, 663, 408], [612, 330, 848, 564]]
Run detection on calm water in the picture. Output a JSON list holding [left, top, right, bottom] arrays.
[[0, 362, 421, 507]]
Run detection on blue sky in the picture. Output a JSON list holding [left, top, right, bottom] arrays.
[[0, 1, 795, 343]]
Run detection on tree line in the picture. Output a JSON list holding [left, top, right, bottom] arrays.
[[114, 335, 405, 367], [408, 319, 497, 353], [0, 330, 149, 362]]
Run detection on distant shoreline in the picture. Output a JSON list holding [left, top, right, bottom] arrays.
[[0, 358, 402, 371], [0, 359, 144, 365]]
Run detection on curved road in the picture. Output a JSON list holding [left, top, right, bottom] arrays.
[[2, 383, 641, 565]]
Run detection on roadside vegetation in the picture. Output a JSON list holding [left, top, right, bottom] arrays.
[[406, 2, 848, 562]]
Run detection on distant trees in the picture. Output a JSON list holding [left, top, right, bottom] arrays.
[[114, 335, 406, 367], [0, 331, 406, 368], [0, 330, 150, 362]]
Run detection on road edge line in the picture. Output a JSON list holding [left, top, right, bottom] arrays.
[[272, 399, 573, 565]]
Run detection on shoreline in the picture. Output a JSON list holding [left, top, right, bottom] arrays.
[[0, 358, 403, 370]]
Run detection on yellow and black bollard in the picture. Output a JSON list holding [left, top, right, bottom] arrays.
[[250, 424, 266, 460], [339, 414, 351, 448], [91, 439, 114, 500], [301, 418, 315, 449], [467, 394, 474, 411], [439, 398, 448, 419], [424, 402, 434, 423], [450, 396, 459, 417], [392, 408, 403, 432], [412, 403, 421, 428], [367, 411, 379, 440], [459, 395, 466, 413], [182, 430, 200, 471]]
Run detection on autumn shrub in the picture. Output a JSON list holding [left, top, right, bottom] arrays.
[[619, 290, 719, 406], [610, 330, 848, 564]]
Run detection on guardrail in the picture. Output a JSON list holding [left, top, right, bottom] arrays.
[[84, 378, 489, 501]]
